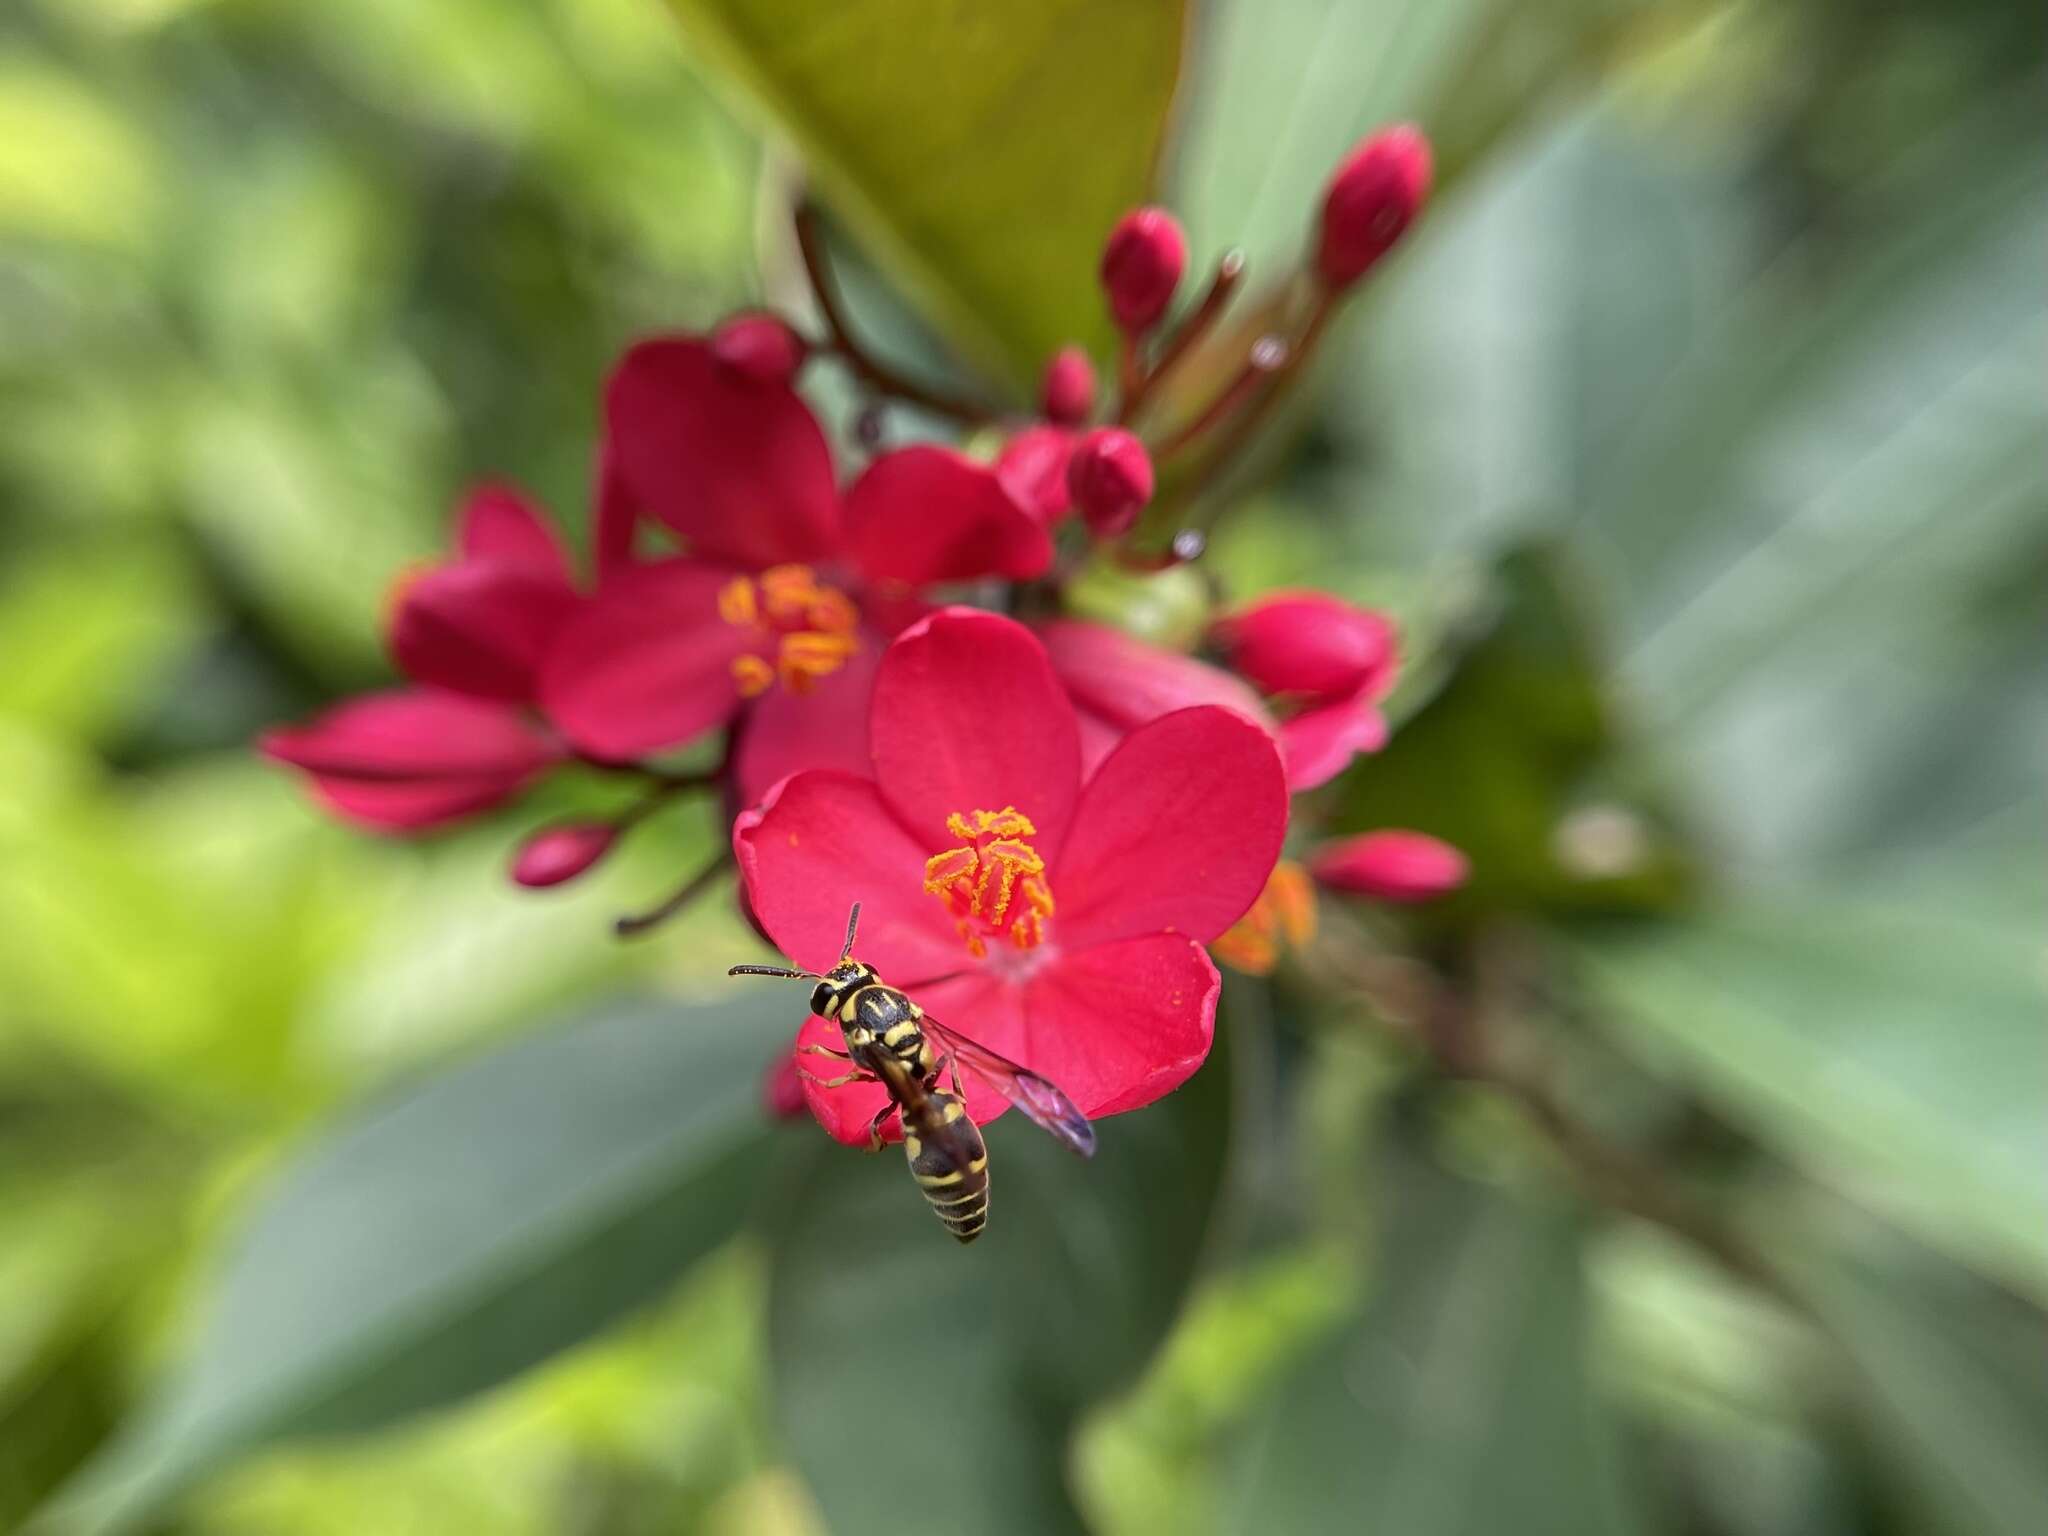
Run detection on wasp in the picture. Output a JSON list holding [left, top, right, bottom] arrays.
[[730, 902, 1095, 1242]]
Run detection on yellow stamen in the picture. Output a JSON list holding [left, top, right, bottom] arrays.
[[1212, 860, 1317, 976], [730, 654, 775, 698], [717, 564, 860, 699], [922, 804, 1055, 957]]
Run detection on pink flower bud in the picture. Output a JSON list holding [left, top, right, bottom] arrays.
[[1309, 831, 1467, 902], [511, 820, 619, 888], [1066, 428, 1154, 538], [710, 311, 807, 386], [1212, 591, 1399, 706], [1315, 125, 1432, 289], [1040, 346, 1097, 425], [1100, 208, 1187, 334]]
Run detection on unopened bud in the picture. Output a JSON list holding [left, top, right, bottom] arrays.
[[1309, 830, 1467, 903], [1315, 125, 1432, 289], [1099, 208, 1187, 334], [1212, 591, 1398, 706], [711, 311, 807, 386], [1040, 346, 1097, 425], [1066, 428, 1154, 539], [511, 820, 619, 888]]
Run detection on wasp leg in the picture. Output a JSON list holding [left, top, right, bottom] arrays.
[[865, 1101, 900, 1153], [795, 1066, 872, 1089], [939, 1052, 965, 1099], [798, 1042, 853, 1060]]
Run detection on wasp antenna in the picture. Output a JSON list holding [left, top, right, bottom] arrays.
[[728, 964, 814, 981], [839, 901, 862, 962]]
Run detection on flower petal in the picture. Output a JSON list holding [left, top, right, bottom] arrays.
[[734, 770, 964, 980], [795, 973, 1020, 1147], [1053, 705, 1287, 949], [605, 336, 841, 568], [843, 445, 1054, 586], [869, 609, 1081, 861], [389, 561, 581, 701], [455, 482, 569, 576], [1026, 934, 1218, 1117], [994, 425, 1075, 525], [1279, 697, 1389, 791], [536, 558, 751, 759], [1037, 619, 1273, 773], [730, 639, 880, 814], [260, 689, 557, 833]]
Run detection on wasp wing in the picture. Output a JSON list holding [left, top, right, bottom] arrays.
[[920, 1016, 1096, 1159]]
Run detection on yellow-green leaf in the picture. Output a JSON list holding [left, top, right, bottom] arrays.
[[660, 0, 1188, 387]]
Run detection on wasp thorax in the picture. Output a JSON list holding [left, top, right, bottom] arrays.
[[718, 564, 859, 699], [921, 805, 1054, 958]]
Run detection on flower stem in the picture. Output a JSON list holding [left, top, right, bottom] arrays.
[[1119, 249, 1245, 423], [614, 848, 735, 940], [792, 201, 994, 425]]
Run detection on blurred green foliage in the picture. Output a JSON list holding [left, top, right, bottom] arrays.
[[2, 1, 2043, 1533]]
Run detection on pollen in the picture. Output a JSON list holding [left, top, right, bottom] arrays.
[[1210, 860, 1317, 975], [923, 805, 1055, 958], [719, 564, 860, 699]]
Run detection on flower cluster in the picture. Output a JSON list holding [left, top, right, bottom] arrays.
[[263, 121, 1463, 1141]]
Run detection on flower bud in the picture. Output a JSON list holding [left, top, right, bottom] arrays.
[[1099, 208, 1187, 334], [711, 311, 807, 386], [1065, 428, 1154, 539], [1315, 125, 1432, 289], [1212, 591, 1398, 706], [1040, 346, 1097, 425], [511, 820, 619, 888], [1309, 830, 1467, 903]]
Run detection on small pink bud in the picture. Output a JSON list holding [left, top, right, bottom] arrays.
[[1099, 208, 1187, 334], [1213, 591, 1399, 706], [1315, 125, 1432, 289], [1040, 346, 1097, 425], [511, 820, 619, 888], [1066, 428, 1154, 539], [1309, 831, 1468, 903], [711, 311, 807, 386], [761, 1054, 808, 1119]]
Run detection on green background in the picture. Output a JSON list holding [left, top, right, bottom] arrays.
[[1, 1, 2041, 1532]]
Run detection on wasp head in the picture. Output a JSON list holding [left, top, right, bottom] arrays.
[[809, 960, 876, 1018]]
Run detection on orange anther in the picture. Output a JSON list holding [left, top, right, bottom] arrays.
[[717, 576, 759, 628], [731, 654, 775, 698], [923, 805, 1055, 957]]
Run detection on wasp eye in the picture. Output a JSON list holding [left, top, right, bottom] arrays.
[[808, 982, 834, 1015]]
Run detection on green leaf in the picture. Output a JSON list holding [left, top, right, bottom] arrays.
[[1777, 1215, 2048, 1536], [658, 0, 1188, 384], [1220, 1131, 1644, 1535], [1574, 879, 2048, 1303], [1335, 543, 1693, 918], [763, 1019, 1231, 1535], [39, 995, 784, 1535]]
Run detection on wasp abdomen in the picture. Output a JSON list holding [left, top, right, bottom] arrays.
[[903, 1095, 989, 1243]]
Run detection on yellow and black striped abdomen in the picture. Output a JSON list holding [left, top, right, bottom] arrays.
[[903, 1093, 989, 1243]]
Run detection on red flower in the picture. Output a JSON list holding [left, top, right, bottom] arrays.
[[1036, 618, 1275, 775], [1212, 591, 1402, 792], [540, 336, 1053, 767], [734, 609, 1288, 1145], [262, 485, 576, 831]]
